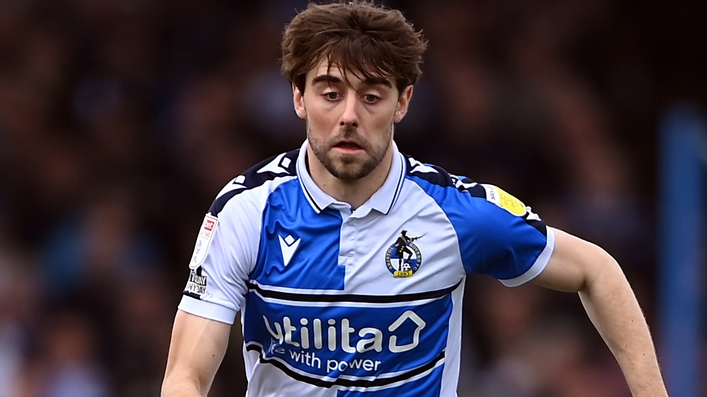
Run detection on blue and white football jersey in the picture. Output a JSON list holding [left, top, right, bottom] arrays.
[[179, 140, 555, 397]]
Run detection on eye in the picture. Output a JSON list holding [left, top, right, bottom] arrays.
[[323, 91, 340, 100], [363, 94, 380, 103]]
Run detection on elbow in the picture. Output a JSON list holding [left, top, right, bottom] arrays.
[[161, 370, 205, 397], [535, 228, 624, 293], [579, 244, 625, 296]]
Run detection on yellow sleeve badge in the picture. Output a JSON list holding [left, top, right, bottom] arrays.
[[482, 184, 527, 217]]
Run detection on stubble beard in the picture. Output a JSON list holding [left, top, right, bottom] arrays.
[[308, 124, 392, 182]]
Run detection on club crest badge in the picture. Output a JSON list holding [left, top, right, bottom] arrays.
[[385, 230, 424, 277]]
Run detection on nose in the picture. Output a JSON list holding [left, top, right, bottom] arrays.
[[339, 92, 359, 128]]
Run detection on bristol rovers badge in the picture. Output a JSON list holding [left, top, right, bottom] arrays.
[[385, 230, 424, 277]]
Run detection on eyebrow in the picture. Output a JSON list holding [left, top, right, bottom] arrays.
[[311, 74, 392, 88]]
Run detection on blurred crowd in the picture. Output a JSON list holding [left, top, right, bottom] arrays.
[[0, 0, 705, 396]]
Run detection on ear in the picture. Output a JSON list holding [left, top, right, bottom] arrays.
[[293, 84, 307, 119], [393, 85, 414, 123]]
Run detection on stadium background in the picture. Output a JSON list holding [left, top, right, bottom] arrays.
[[0, 0, 705, 396]]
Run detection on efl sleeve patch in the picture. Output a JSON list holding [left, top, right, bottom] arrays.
[[482, 184, 527, 217], [189, 214, 219, 269]]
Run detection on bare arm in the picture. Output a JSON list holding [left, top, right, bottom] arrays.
[[532, 227, 669, 397], [161, 310, 232, 397]]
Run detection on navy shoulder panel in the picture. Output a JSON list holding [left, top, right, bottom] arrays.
[[403, 154, 486, 198], [209, 149, 299, 216]]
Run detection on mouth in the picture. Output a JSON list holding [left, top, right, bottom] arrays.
[[333, 140, 364, 152]]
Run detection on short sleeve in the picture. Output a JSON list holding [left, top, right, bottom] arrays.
[[178, 190, 261, 324], [438, 182, 554, 286]]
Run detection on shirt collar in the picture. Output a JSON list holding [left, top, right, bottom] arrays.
[[296, 140, 406, 215]]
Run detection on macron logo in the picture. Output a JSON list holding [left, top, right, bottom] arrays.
[[278, 234, 301, 267]]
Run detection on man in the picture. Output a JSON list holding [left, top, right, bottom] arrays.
[[393, 230, 420, 273], [162, 1, 669, 396]]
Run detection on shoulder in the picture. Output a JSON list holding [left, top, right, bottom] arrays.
[[402, 154, 487, 198], [209, 149, 300, 216], [401, 154, 540, 223]]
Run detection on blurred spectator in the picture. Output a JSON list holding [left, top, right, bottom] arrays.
[[20, 310, 111, 397], [0, 248, 38, 397], [40, 184, 163, 304], [111, 276, 173, 397]]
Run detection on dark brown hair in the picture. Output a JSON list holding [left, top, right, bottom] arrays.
[[281, 0, 427, 95]]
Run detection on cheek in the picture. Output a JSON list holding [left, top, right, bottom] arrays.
[[306, 107, 339, 135], [306, 113, 327, 138], [374, 99, 400, 127], [371, 111, 396, 132]]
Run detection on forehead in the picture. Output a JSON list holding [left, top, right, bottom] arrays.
[[306, 58, 393, 88]]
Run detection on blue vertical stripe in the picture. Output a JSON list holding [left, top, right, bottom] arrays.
[[658, 103, 705, 397]]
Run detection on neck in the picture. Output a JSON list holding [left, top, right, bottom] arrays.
[[307, 146, 394, 210]]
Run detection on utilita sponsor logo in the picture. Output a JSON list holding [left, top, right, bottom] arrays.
[[263, 310, 426, 354]]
